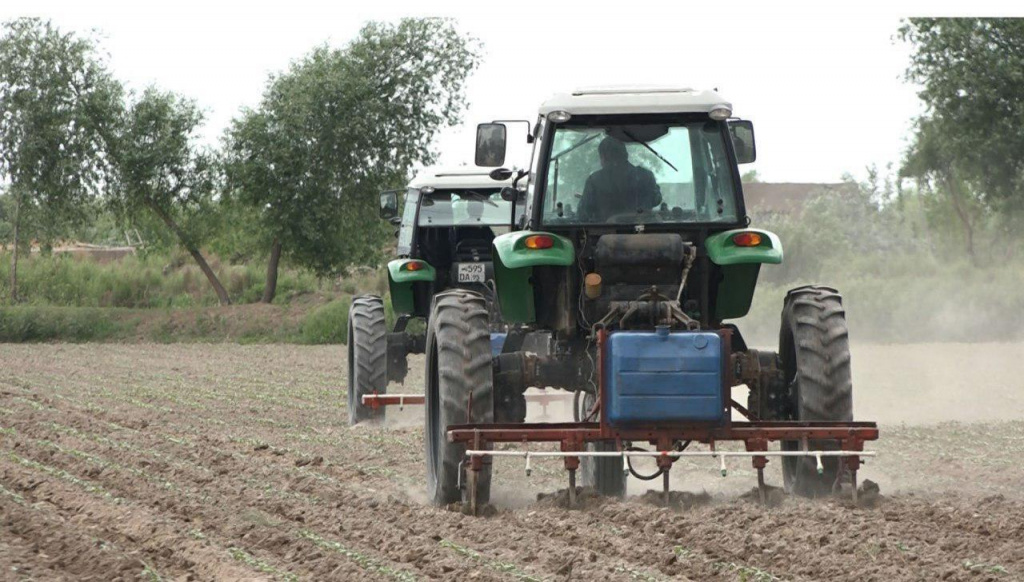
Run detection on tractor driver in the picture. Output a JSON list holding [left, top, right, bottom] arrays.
[[577, 137, 662, 222]]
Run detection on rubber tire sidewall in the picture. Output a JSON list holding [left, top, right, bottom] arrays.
[[779, 285, 854, 497], [425, 290, 494, 506], [347, 295, 387, 425]]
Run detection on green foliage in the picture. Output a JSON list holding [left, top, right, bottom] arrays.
[[299, 299, 350, 344], [224, 17, 481, 278], [107, 87, 232, 303], [900, 19, 1024, 219], [109, 88, 216, 248], [0, 18, 123, 300], [0, 251, 322, 308], [0, 306, 132, 342], [739, 175, 1024, 344]]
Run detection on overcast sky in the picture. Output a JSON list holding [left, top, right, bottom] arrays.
[[4, 1, 1020, 183]]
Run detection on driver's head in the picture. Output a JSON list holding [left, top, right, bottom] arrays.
[[598, 137, 628, 168]]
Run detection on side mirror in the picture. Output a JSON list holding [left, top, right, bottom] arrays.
[[489, 167, 514, 181], [379, 190, 400, 220], [499, 186, 517, 202], [475, 123, 507, 167], [728, 120, 756, 164]]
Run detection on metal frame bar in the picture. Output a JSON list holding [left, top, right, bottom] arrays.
[[362, 392, 573, 411]]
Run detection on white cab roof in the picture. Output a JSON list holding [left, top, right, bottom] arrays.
[[407, 166, 513, 190], [539, 86, 731, 116]]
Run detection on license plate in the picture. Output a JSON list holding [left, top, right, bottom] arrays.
[[457, 263, 486, 283]]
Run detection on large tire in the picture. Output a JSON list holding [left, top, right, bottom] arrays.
[[779, 285, 853, 497], [577, 392, 627, 497], [347, 295, 387, 425], [425, 290, 494, 506]]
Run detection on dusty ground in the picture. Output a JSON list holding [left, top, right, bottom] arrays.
[[1, 342, 1023, 581]]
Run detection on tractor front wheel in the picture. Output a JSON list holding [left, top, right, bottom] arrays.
[[347, 295, 387, 425], [425, 290, 494, 506], [779, 285, 854, 497]]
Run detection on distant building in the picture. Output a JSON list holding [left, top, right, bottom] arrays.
[[742, 182, 856, 215]]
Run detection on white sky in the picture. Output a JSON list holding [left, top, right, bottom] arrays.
[[4, 1, 1021, 183]]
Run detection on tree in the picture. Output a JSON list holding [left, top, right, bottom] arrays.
[[225, 18, 481, 303], [0, 18, 122, 301], [109, 88, 231, 304], [900, 19, 1024, 222], [901, 117, 982, 257]]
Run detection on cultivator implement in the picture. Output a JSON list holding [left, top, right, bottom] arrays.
[[448, 420, 877, 513], [444, 329, 879, 515]]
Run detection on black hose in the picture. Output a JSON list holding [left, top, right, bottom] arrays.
[[625, 446, 663, 481], [626, 440, 692, 481]]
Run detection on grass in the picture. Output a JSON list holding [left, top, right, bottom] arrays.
[[0, 297, 371, 344], [0, 250, 355, 308]]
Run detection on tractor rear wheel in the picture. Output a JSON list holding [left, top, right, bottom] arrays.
[[577, 392, 627, 497], [347, 295, 387, 425], [425, 290, 494, 506], [779, 285, 853, 497]]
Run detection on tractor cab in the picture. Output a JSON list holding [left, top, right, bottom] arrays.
[[476, 87, 767, 332]]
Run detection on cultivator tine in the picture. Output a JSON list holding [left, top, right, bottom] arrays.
[[662, 468, 670, 505], [757, 467, 767, 506], [467, 467, 478, 516], [568, 469, 577, 508], [851, 469, 859, 505]]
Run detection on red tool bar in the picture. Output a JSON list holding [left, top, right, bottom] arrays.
[[361, 394, 425, 409]]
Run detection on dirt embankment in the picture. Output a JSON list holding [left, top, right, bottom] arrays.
[[1, 343, 1023, 581]]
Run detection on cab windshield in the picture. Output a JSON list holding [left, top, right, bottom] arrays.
[[415, 188, 517, 227], [540, 120, 740, 226]]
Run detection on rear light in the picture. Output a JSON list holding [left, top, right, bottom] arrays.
[[524, 235, 554, 250], [403, 261, 425, 271], [731, 232, 762, 247]]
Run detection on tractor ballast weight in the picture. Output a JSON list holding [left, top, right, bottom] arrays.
[[420, 87, 876, 512]]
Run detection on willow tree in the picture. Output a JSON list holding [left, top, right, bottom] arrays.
[[225, 18, 480, 302], [109, 88, 230, 304], [0, 18, 122, 301]]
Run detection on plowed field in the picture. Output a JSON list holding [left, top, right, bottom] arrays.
[[2, 343, 1023, 581]]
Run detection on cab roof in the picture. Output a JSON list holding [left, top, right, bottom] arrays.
[[539, 86, 732, 117], [407, 166, 513, 190]]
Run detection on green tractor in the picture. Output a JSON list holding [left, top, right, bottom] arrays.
[[424, 87, 874, 509], [346, 167, 523, 425]]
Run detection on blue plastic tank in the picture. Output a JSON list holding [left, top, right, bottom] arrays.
[[605, 329, 724, 424]]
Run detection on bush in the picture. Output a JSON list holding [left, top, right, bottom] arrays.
[[0, 306, 134, 342], [734, 180, 1024, 345], [299, 299, 351, 344], [0, 251, 327, 308]]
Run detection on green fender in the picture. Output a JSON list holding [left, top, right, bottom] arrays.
[[704, 229, 784, 320], [492, 231, 574, 323], [387, 259, 436, 315]]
